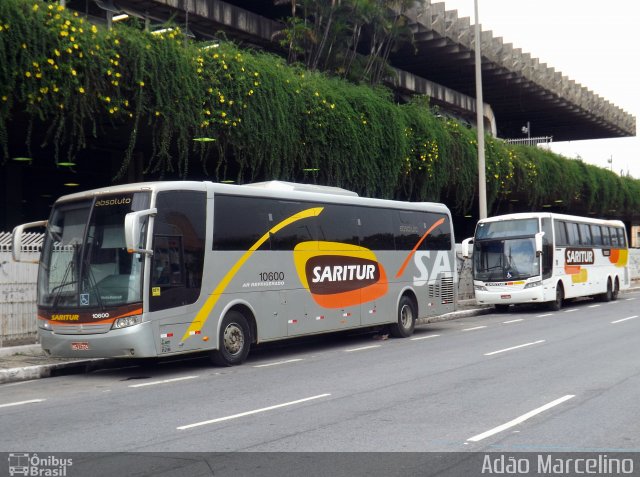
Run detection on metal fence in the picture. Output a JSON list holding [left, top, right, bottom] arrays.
[[0, 232, 43, 346]]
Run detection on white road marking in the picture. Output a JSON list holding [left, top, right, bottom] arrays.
[[410, 334, 441, 341], [484, 340, 546, 356], [611, 315, 638, 324], [253, 359, 304, 368], [625, 298, 636, 301], [344, 345, 381, 352], [462, 326, 487, 332], [588, 304, 600, 308], [502, 319, 523, 324], [128, 376, 198, 388], [467, 395, 575, 442], [0, 399, 46, 409], [177, 394, 332, 430], [536, 313, 553, 318], [563, 309, 579, 313]]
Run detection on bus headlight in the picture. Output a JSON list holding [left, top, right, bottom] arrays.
[[524, 280, 542, 289], [474, 285, 487, 291], [112, 315, 142, 330], [38, 319, 52, 331]]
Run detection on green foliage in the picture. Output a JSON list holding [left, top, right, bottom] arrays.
[[1, 0, 640, 217]]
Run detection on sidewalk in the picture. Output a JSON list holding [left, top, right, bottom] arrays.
[[0, 300, 488, 385]]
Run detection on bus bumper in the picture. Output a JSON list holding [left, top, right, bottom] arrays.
[[38, 321, 157, 358], [474, 286, 544, 305]]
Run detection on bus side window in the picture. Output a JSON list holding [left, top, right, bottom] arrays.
[[617, 228, 627, 247], [359, 207, 395, 250], [601, 226, 611, 246], [213, 195, 271, 251], [578, 223, 592, 246], [590, 225, 603, 246], [315, 204, 359, 246], [554, 220, 568, 246], [566, 222, 580, 246], [609, 227, 619, 247]]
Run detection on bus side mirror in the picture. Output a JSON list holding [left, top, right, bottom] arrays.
[[124, 208, 156, 255], [535, 231, 545, 256], [461, 237, 474, 259], [12, 220, 47, 263]]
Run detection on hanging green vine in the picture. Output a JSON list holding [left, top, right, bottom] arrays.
[[1, 0, 639, 217]]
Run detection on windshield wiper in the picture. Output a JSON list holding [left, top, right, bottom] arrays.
[[52, 244, 78, 307]]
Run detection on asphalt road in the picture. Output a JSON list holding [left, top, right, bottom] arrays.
[[1, 292, 639, 457]]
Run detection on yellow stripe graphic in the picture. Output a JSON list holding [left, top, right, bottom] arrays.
[[181, 207, 324, 342]]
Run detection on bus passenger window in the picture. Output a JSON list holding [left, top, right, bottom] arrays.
[[590, 225, 603, 246], [609, 227, 619, 247]]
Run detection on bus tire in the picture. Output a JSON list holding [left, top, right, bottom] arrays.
[[211, 311, 251, 366], [600, 279, 613, 302], [390, 295, 417, 338], [612, 278, 620, 300], [548, 283, 563, 311], [494, 304, 510, 313]]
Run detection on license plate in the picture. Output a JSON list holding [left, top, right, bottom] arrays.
[[71, 342, 89, 351], [501, 295, 511, 299]]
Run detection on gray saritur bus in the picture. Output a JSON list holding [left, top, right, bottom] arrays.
[[12, 181, 457, 365]]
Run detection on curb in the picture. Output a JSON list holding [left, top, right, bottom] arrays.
[[0, 307, 490, 385], [0, 358, 108, 385]]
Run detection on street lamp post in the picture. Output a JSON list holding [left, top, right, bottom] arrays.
[[474, 0, 487, 219]]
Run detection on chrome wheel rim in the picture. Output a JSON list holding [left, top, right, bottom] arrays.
[[223, 323, 244, 356]]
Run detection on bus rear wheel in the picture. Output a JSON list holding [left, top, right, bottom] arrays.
[[390, 296, 416, 338], [211, 311, 251, 366], [612, 278, 620, 300], [600, 279, 613, 302]]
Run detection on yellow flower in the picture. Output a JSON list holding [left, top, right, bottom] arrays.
[[78, 87, 85, 94], [47, 58, 54, 65], [104, 96, 111, 103], [71, 69, 77, 76], [32, 4, 39, 12], [91, 25, 98, 34], [221, 112, 226, 117], [139, 81, 145, 87], [25, 71, 31, 78], [1, 96, 7, 102], [54, 49, 60, 57]]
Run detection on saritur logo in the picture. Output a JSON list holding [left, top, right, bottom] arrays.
[[294, 242, 388, 308]]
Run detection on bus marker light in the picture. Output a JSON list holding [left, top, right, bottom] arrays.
[[188, 330, 201, 336], [160, 333, 173, 338], [288, 320, 298, 324], [315, 316, 324, 320], [203, 336, 209, 342]]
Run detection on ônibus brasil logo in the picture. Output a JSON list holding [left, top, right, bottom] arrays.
[[8, 453, 72, 476]]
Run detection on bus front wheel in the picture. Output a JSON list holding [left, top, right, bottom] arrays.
[[211, 311, 251, 366], [548, 283, 563, 311], [390, 296, 417, 338]]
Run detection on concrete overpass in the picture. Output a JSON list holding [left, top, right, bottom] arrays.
[[95, 0, 635, 141]]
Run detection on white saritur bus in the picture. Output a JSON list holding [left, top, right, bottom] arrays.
[[12, 181, 457, 365], [462, 212, 629, 311]]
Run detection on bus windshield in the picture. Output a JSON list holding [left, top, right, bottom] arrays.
[[476, 218, 538, 239], [474, 238, 540, 281], [38, 192, 151, 308]]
